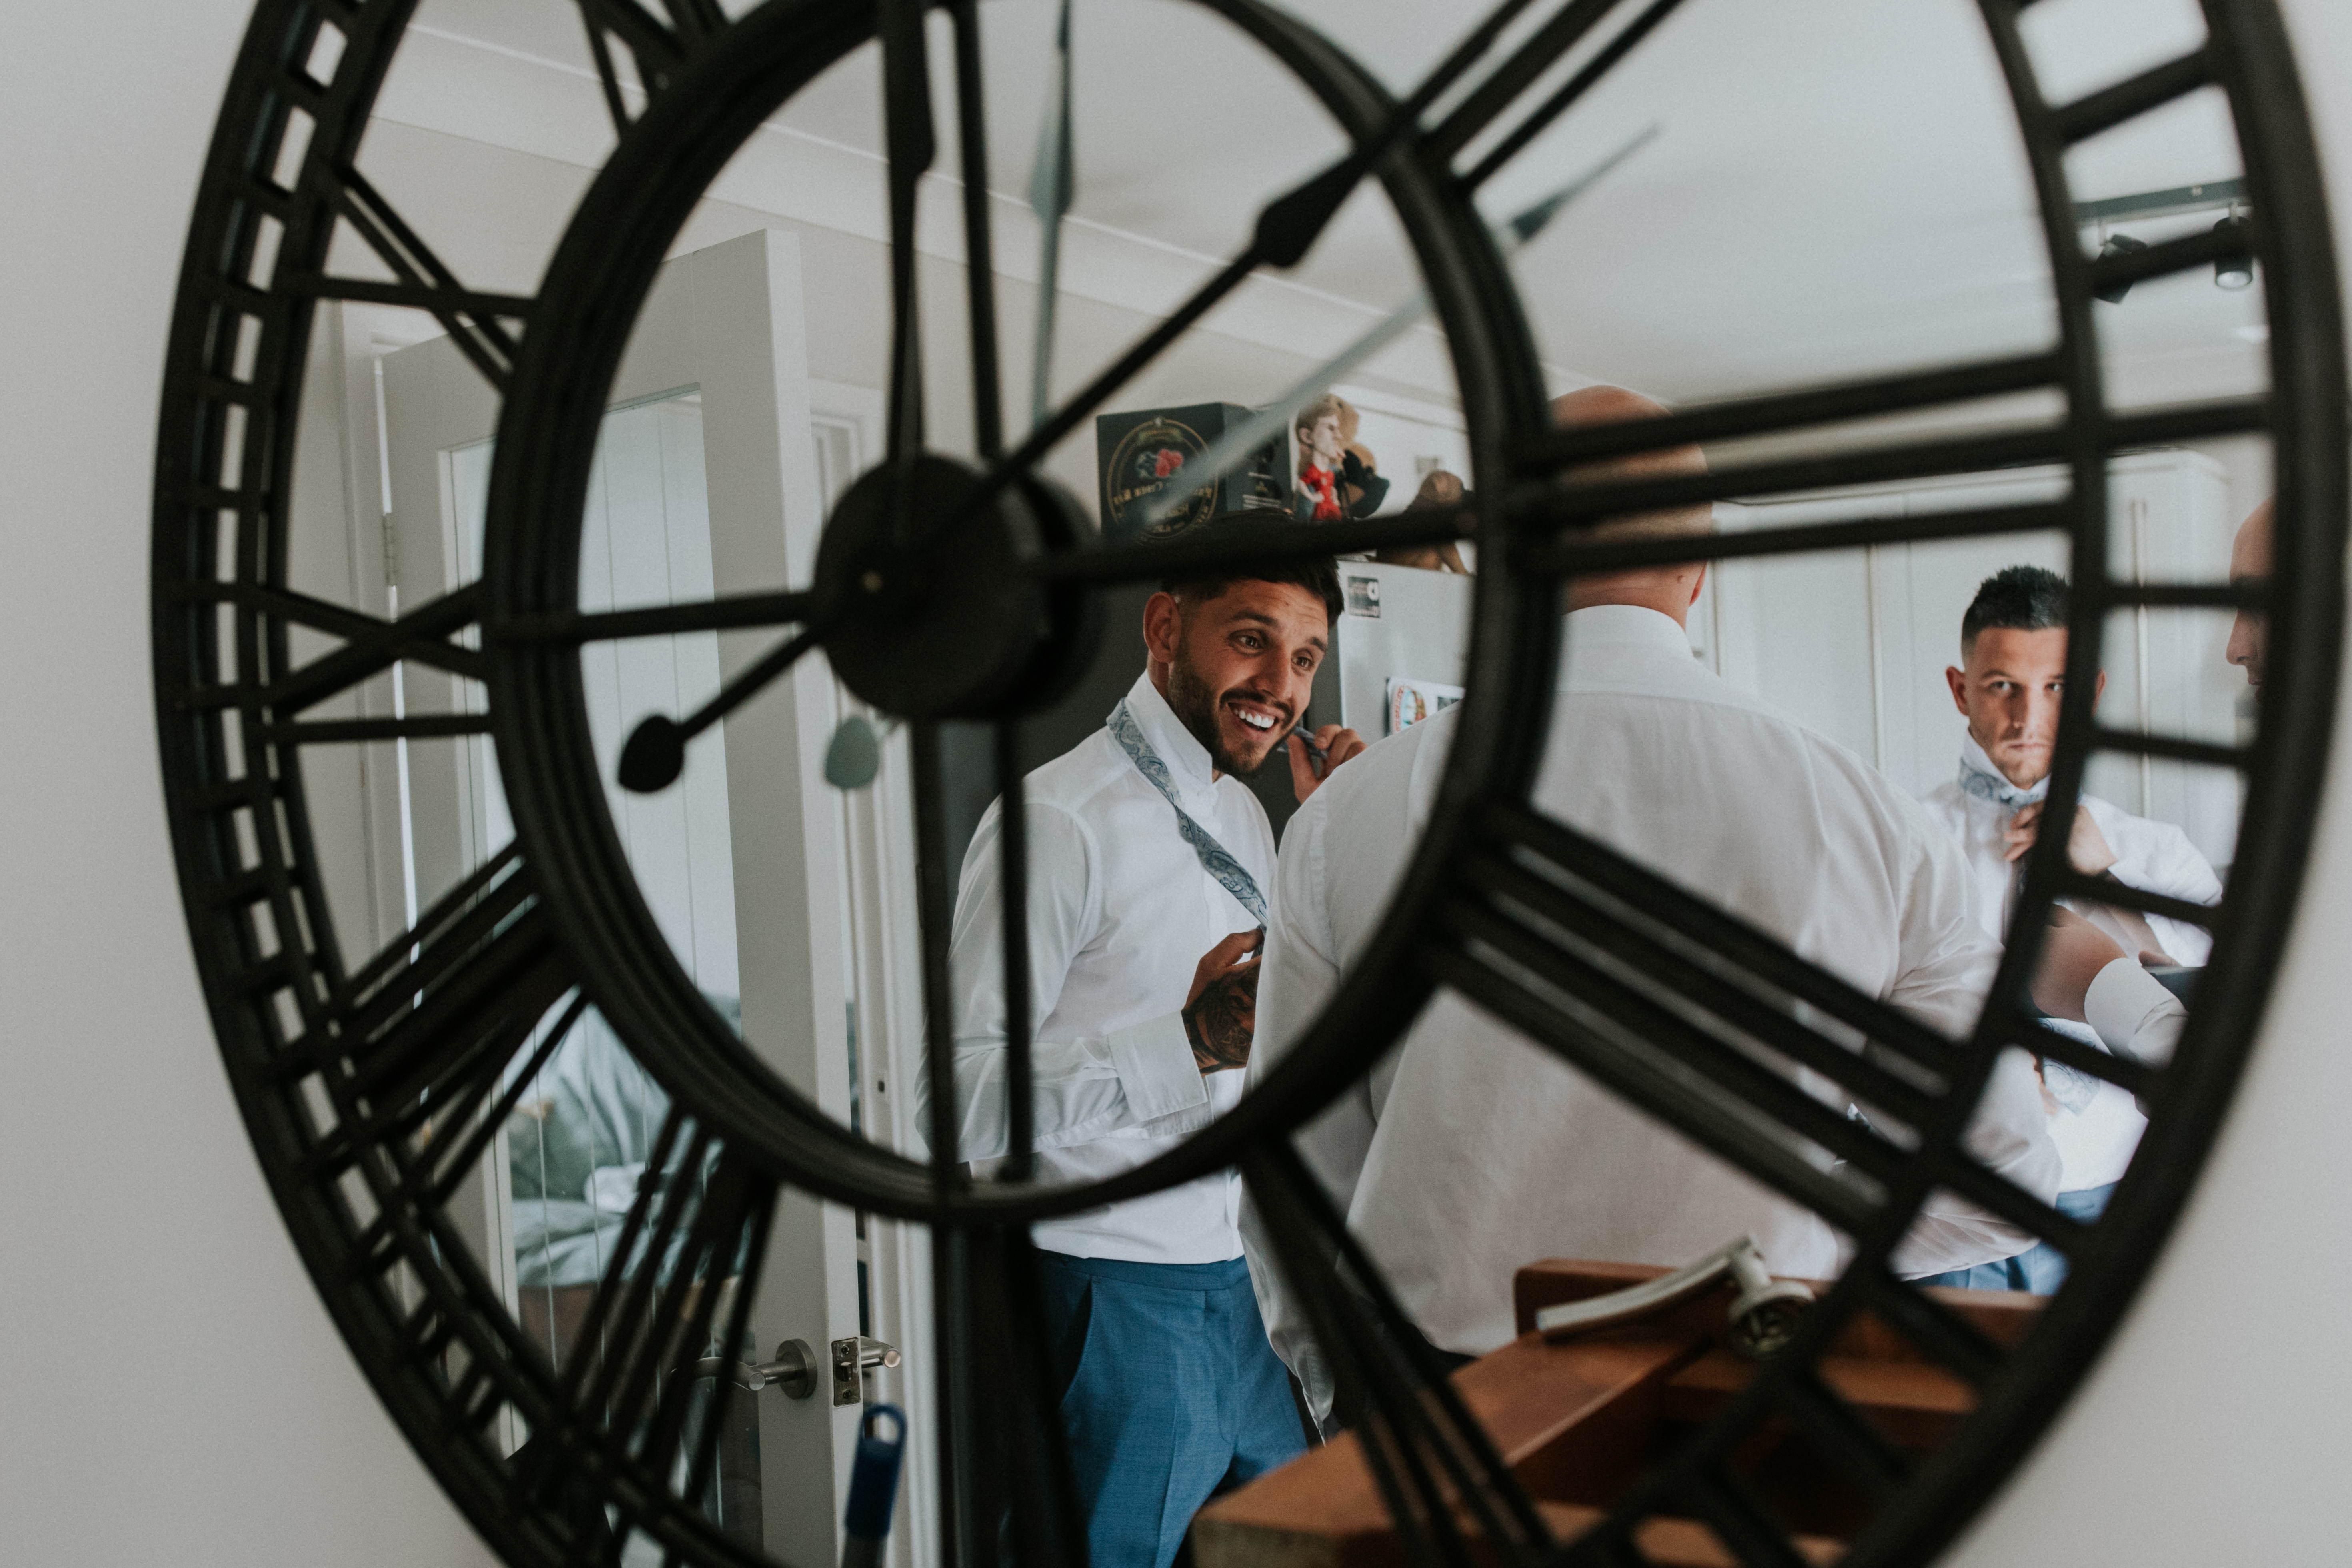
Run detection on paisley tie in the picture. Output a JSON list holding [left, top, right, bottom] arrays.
[[1107, 698, 1268, 925]]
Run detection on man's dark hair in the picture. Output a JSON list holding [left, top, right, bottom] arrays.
[[1160, 516, 1343, 625], [1961, 564, 2069, 649]]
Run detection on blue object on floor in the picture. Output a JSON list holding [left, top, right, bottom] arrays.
[[841, 1404, 905, 1568]]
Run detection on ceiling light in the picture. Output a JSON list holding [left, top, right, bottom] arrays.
[[2094, 233, 2148, 304], [2214, 215, 2255, 290]]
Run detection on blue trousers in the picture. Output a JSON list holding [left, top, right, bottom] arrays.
[[1039, 1252, 1305, 1568], [1916, 1182, 2117, 1293]]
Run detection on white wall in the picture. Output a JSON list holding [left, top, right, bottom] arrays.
[[0, 2, 501, 1564], [2, 3, 2348, 1566]]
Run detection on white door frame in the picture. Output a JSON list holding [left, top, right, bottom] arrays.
[[378, 227, 939, 1565]]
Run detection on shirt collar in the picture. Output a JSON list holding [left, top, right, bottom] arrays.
[[1115, 671, 1219, 801], [1957, 731, 2047, 808], [1561, 603, 1695, 660]]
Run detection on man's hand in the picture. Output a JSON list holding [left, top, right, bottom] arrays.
[[2029, 907, 2128, 1021], [1287, 725, 1367, 803], [1185, 928, 1263, 1074], [2004, 800, 2118, 875]]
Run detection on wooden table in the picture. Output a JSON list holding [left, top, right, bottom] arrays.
[[1192, 1259, 2042, 1567]]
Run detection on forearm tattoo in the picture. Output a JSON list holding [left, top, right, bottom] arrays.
[[1186, 967, 1258, 1073]]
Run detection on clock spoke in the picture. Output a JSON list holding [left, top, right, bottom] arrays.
[[260, 711, 490, 746], [1517, 395, 2270, 531], [1241, 1144, 1555, 1565], [968, 18, 1592, 509], [2050, 48, 2214, 145], [1452, 0, 1691, 191], [1037, 506, 1476, 587], [493, 587, 817, 646], [878, 0, 937, 463], [2002, 1013, 2155, 1103], [1452, 843, 1946, 1126], [948, 0, 1006, 461], [909, 721, 964, 1185], [1679, 1466, 1811, 1568], [1429, 896, 1899, 1235], [996, 723, 1035, 1179], [651, 0, 727, 48], [172, 579, 486, 720], [576, 0, 690, 120], [410, 991, 591, 1210], [668, 1174, 778, 1553], [558, 1110, 707, 1414], [616, 625, 823, 794], [306, 163, 526, 390], [1536, 351, 2065, 471], [1437, 804, 2090, 1256], [611, 1153, 773, 1501], [1538, 499, 2071, 579], [932, 1226, 1090, 1564], [1121, 134, 1650, 539], [579, 14, 635, 134], [1857, 1269, 2004, 1389], [1767, 1366, 1913, 1501], [1425, 898, 1890, 1237], [1024, 0, 1074, 436]]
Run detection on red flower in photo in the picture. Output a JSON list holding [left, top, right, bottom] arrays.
[[1153, 448, 1185, 479]]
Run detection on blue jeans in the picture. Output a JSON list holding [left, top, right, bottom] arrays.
[[1039, 1252, 1304, 1568], [1915, 1182, 2117, 1293]]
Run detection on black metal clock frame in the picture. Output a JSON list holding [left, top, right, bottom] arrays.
[[153, 1, 2345, 1565]]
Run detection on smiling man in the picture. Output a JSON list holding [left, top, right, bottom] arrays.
[[927, 525, 1361, 1568], [1916, 564, 2220, 1290]]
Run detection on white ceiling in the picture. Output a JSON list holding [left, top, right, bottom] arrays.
[[402, 0, 2270, 413]]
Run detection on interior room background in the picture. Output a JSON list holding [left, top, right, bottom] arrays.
[[3, 0, 2348, 1562]]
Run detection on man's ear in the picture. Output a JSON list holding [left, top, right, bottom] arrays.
[[1142, 591, 1183, 669], [2092, 668, 2107, 707], [1686, 562, 1707, 607], [1945, 664, 1970, 715]]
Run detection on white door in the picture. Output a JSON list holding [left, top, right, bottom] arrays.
[[376, 227, 934, 1566]]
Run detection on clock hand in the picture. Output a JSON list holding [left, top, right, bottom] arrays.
[[617, 625, 822, 793], [1137, 123, 1660, 534], [1027, 0, 1075, 434], [878, 0, 936, 471]]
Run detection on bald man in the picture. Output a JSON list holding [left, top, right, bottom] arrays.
[[2227, 497, 2272, 687], [1238, 386, 2060, 1424]]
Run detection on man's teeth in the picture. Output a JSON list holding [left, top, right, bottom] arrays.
[[1234, 708, 1276, 731]]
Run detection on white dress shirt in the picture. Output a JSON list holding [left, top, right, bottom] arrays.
[[924, 672, 1270, 1263], [1239, 605, 2060, 1410], [1919, 737, 2221, 1191]]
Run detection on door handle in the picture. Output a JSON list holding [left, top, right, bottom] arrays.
[[693, 1338, 821, 1400], [832, 1335, 901, 1406], [690, 1334, 901, 1404]]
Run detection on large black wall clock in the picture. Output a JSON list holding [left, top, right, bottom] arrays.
[[154, 1, 2344, 1564]]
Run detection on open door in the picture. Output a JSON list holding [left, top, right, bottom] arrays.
[[375, 228, 935, 1566]]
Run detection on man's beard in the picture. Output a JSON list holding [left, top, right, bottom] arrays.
[[1165, 655, 1286, 776]]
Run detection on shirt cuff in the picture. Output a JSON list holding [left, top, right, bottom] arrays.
[[2084, 960, 2186, 1069], [1107, 1013, 1209, 1123]]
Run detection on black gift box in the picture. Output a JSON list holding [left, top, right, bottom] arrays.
[[1095, 402, 1289, 542]]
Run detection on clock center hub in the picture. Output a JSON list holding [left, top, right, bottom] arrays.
[[814, 453, 1080, 721]]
